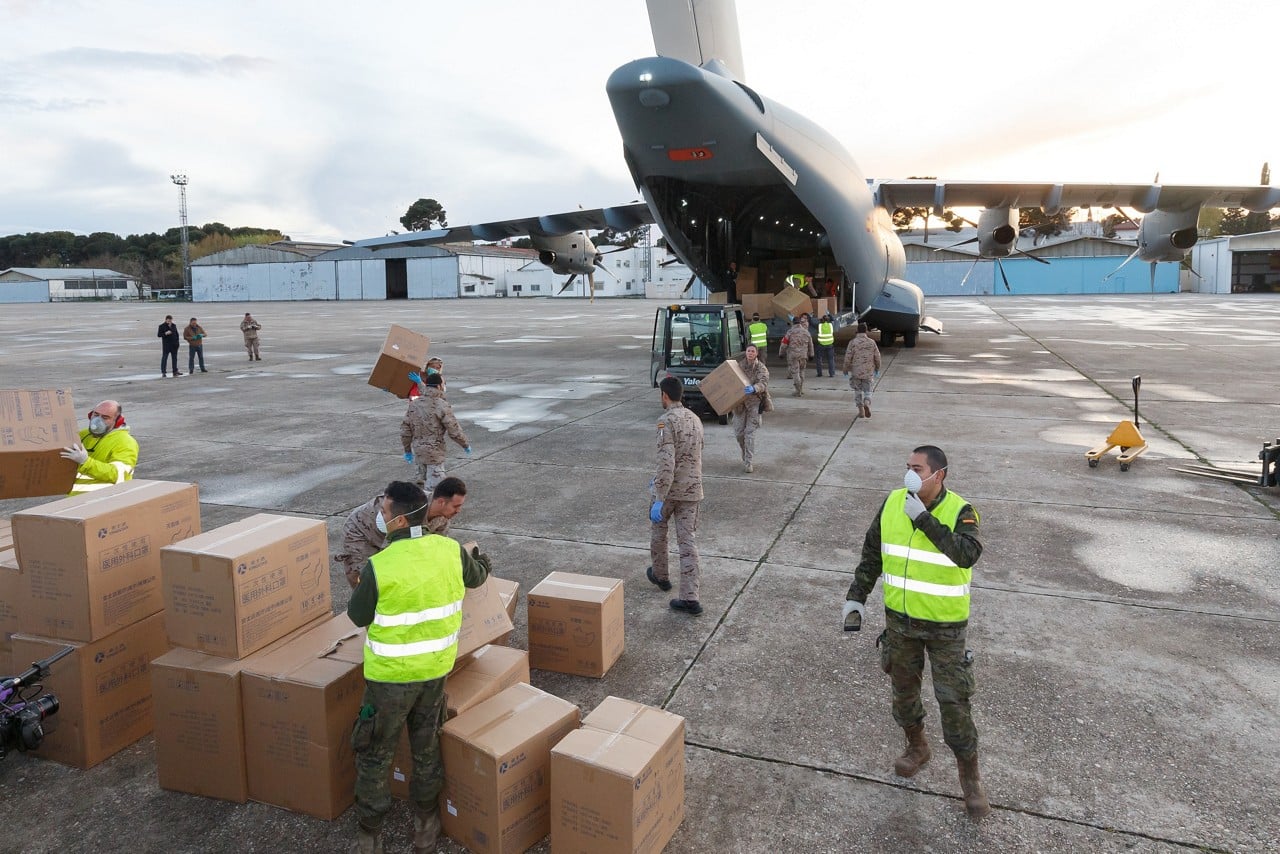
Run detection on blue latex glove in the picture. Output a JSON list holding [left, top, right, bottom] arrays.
[[649, 501, 664, 524], [464, 446, 472, 456], [744, 385, 755, 395], [408, 371, 422, 384], [403, 452, 414, 463], [874, 371, 880, 380]]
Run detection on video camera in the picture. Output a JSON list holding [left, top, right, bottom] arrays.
[[1, 646, 73, 760]]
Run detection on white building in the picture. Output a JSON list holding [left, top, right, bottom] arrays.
[[0, 268, 140, 303], [1188, 230, 1280, 294]]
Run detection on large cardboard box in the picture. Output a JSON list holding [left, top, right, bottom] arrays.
[[440, 683, 581, 854], [0, 519, 16, 674], [735, 266, 759, 295], [695, 358, 751, 417], [160, 514, 332, 659], [241, 614, 366, 820], [491, 576, 519, 646], [771, 284, 812, 320], [390, 644, 532, 800], [0, 388, 80, 499], [456, 577, 516, 661], [10, 611, 171, 769], [740, 293, 773, 320], [12, 480, 201, 642], [527, 572, 624, 678], [150, 614, 330, 803], [368, 324, 431, 399], [706, 290, 728, 305], [551, 696, 687, 854]]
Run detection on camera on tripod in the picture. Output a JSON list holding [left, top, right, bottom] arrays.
[[1, 645, 74, 760]]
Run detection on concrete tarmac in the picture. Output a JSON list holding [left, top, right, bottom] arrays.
[[0, 294, 1276, 853]]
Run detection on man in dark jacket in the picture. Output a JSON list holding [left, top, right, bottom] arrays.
[[157, 314, 182, 376]]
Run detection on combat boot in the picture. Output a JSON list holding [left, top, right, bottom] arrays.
[[956, 753, 992, 820], [350, 825, 383, 854], [413, 805, 441, 852], [893, 723, 931, 777]]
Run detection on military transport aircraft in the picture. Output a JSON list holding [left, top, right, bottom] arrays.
[[356, 0, 1280, 346]]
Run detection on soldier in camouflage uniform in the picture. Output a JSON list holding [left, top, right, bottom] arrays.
[[841, 322, 882, 419], [400, 373, 470, 490], [646, 376, 705, 615], [783, 313, 814, 396], [732, 344, 770, 473], [841, 445, 991, 820], [347, 481, 492, 854], [334, 477, 469, 588]]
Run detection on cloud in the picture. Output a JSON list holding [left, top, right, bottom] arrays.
[[37, 48, 270, 76], [0, 93, 104, 112]]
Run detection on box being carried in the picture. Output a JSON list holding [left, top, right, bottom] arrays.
[[551, 696, 687, 854], [241, 615, 366, 820], [440, 682, 581, 854], [771, 284, 811, 320], [740, 293, 773, 320], [160, 514, 332, 659], [12, 480, 201, 642], [368, 324, 431, 399], [0, 388, 80, 499], [10, 611, 171, 769], [528, 572, 624, 678], [696, 359, 751, 417], [735, 266, 759, 295]]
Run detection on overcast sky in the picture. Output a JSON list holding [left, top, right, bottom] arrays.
[[3, 0, 1276, 242]]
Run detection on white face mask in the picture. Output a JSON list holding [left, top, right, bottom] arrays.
[[89, 415, 109, 436], [376, 500, 430, 536], [375, 510, 389, 535], [904, 466, 946, 494]]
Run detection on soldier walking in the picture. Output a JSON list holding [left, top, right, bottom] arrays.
[[240, 312, 262, 361], [783, 313, 814, 396], [842, 322, 882, 419], [183, 316, 207, 373], [732, 343, 770, 473], [646, 376, 705, 615], [346, 481, 493, 854], [841, 445, 991, 820], [400, 374, 471, 491]]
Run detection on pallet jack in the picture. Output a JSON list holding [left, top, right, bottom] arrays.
[[1171, 439, 1280, 488], [1086, 376, 1148, 472]]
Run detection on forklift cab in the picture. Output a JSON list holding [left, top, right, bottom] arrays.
[[650, 303, 748, 422]]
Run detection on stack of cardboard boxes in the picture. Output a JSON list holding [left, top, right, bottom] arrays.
[[7, 480, 201, 768]]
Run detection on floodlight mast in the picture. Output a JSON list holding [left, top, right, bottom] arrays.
[[170, 174, 190, 296]]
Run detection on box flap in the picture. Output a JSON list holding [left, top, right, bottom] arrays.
[[529, 572, 621, 604]]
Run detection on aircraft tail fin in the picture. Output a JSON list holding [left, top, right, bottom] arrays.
[[646, 0, 746, 81]]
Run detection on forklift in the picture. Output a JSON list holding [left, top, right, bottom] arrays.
[[650, 303, 748, 424]]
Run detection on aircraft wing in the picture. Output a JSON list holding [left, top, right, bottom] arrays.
[[868, 179, 1280, 214], [353, 202, 655, 249]]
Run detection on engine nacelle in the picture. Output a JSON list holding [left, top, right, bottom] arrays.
[[533, 233, 597, 275], [976, 207, 1018, 258], [1137, 209, 1200, 263], [539, 249, 557, 266]]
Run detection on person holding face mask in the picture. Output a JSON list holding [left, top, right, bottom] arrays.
[[346, 480, 492, 854], [841, 445, 991, 821], [335, 477, 469, 589], [59, 399, 139, 495]]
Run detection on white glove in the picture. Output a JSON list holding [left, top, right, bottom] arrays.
[[60, 443, 89, 465], [842, 600, 864, 631], [904, 492, 927, 521]]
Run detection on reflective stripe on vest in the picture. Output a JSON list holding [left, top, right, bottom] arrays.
[[879, 487, 972, 622], [749, 322, 768, 349], [816, 322, 834, 345], [364, 535, 465, 683]]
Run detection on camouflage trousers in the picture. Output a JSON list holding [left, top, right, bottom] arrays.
[[732, 405, 762, 465], [879, 616, 978, 758], [243, 337, 260, 359], [849, 376, 873, 409], [416, 461, 446, 491], [787, 356, 808, 393], [650, 499, 701, 602], [352, 676, 448, 831]]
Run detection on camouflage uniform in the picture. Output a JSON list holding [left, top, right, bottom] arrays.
[[842, 332, 882, 414], [845, 488, 983, 758], [239, 317, 261, 360], [333, 494, 451, 588], [732, 357, 770, 468], [400, 387, 469, 490], [650, 401, 704, 602], [783, 321, 814, 395]]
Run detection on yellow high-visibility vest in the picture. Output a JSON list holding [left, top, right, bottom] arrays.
[[363, 535, 465, 682], [879, 488, 974, 623]]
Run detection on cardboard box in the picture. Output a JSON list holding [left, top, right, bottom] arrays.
[[706, 291, 728, 305], [150, 614, 330, 803], [811, 297, 835, 319], [735, 266, 758, 295], [241, 614, 366, 820], [160, 514, 332, 659], [551, 697, 687, 854], [440, 683, 581, 854], [368, 324, 431, 399], [456, 577, 516, 661], [12, 480, 201, 642], [740, 293, 773, 320], [0, 388, 80, 499], [771, 284, 812, 320], [9, 612, 171, 769], [491, 576, 519, 646], [527, 572, 624, 678], [0, 521, 17, 676], [695, 358, 751, 417], [390, 644, 532, 800]]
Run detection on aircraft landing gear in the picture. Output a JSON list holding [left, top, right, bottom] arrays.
[[903, 330, 918, 348]]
